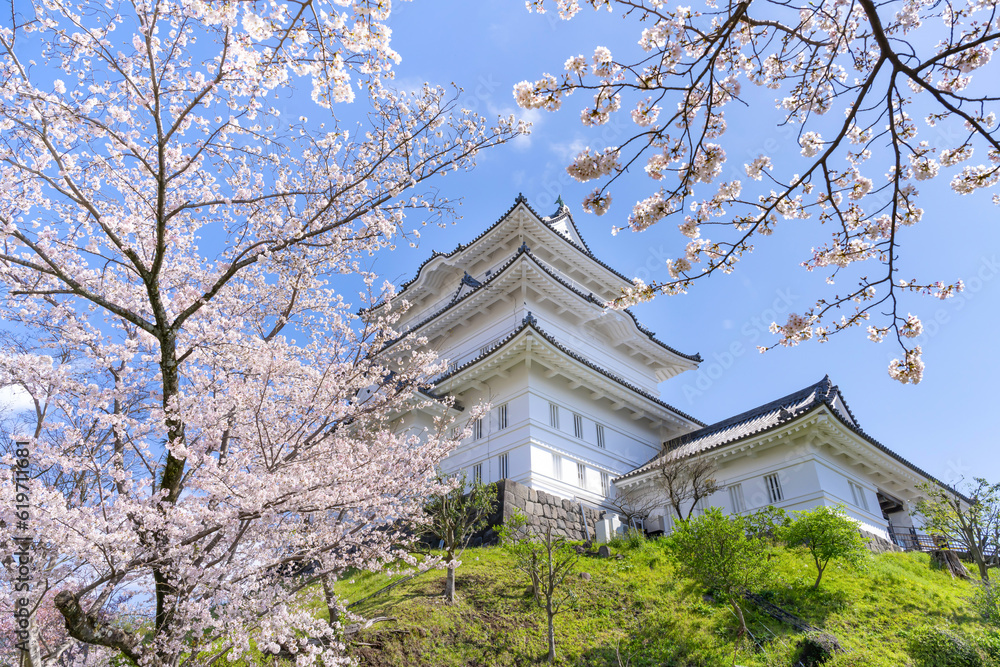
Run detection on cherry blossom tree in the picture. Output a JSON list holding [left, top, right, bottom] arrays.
[[0, 1, 522, 666], [516, 0, 999, 383]]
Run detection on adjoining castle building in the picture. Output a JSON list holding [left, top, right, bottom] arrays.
[[379, 195, 955, 543]]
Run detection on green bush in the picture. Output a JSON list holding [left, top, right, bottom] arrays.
[[794, 631, 842, 666], [609, 527, 646, 550], [781, 505, 869, 590], [906, 626, 983, 667], [623, 527, 645, 550], [969, 582, 1000, 625], [972, 629, 1000, 664]]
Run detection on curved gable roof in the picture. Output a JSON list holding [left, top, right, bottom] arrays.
[[616, 376, 971, 501], [432, 313, 705, 428], [379, 244, 702, 364], [366, 194, 638, 314]]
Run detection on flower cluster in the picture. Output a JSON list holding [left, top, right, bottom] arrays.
[[518, 0, 1000, 383], [0, 1, 523, 664], [900, 313, 923, 338], [567, 146, 621, 181], [582, 189, 614, 215], [888, 346, 925, 384], [770, 312, 817, 347]]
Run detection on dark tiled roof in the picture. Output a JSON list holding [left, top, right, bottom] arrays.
[[659, 375, 843, 460], [367, 194, 638, 313], [380, 245, 701, 364], [615, 376, 971, 501], [433, 314, 705, 428]]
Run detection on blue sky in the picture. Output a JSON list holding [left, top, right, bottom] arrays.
[[2, 1, 994, 490], [367, 0, 999, 488]]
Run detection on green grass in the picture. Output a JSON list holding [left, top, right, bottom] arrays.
[[325, 541, 990, 666]]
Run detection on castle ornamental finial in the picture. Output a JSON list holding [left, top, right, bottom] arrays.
[[461, 271, 482, 288], [515, 192, 527, 203], [519, 241, 530, 253], [522, 311, 537, 326]]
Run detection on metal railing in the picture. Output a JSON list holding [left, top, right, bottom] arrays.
[[887, 529, 945, 552]]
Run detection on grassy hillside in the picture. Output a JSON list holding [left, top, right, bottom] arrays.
[[324, 539, 994, 666]]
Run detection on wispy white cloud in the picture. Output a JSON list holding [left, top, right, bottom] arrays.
[[549, 136, 588, 162], [488, 103, 544, 151], [0, 385, 34, 416]]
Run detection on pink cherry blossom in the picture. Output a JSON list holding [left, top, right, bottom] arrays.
[[516, 0, 999, 382], [0, 2, 522, 665]]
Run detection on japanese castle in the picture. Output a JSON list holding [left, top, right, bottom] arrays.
[[379, 195, 951, 541]]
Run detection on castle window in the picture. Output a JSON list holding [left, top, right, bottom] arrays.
[[549, 402, 559, 429], [601, 471, 610, 496], [573, 413, 583, 439], [728, 484, 746, 513], [596, 423, 606, 448], [849, 481, 870, 511], [472, 418, 483, 440], [764, 474, 783, 504], [577, 462, 586, 488], [499, 453, 509, 480], [552, 453, 562, 480], [473, 463, 482, 484], [498, 403, 508, 430]]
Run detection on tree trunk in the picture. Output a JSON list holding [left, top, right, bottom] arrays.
[[445, 566, 456, 603], [976, 558, 990, 583], [546, 603, 556, 664], [728, 601, 747, 667], [321, 574, 340, 627], [21, 605, 42, 667], [931, 549, 971, 580], [961, 528, 990, 583], [154, 332, 184, 638], [731, 599, 747, 639], [529, 564, 542, 604]]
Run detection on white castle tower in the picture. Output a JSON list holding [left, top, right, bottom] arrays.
[[376, 194, 704, 509]]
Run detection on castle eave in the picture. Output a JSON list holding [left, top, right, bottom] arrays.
[[433, 316, 704, 430]]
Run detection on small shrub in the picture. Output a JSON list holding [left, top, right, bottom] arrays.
[[745, 505, 789, 544], [794, 631, 842, 666], [968, 582, 1000, 625], [609, 527, 645, 550], [781, 505, 869, 589], [623, 527, 645, 550], [906, 626, 983, 667], [972, 629, 1000, 664]]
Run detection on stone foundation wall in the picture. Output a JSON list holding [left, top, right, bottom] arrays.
[[860, 528, 901, 554], [489, 479, 603, 542], [858, 530, 902, 554]]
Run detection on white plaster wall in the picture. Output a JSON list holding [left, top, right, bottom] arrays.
[[439, 365, 530, 480], [528, 373, 663, 470], [528, 304, 662, 393], [632, 436, 894, 538], [429, 352, 668, 510]]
